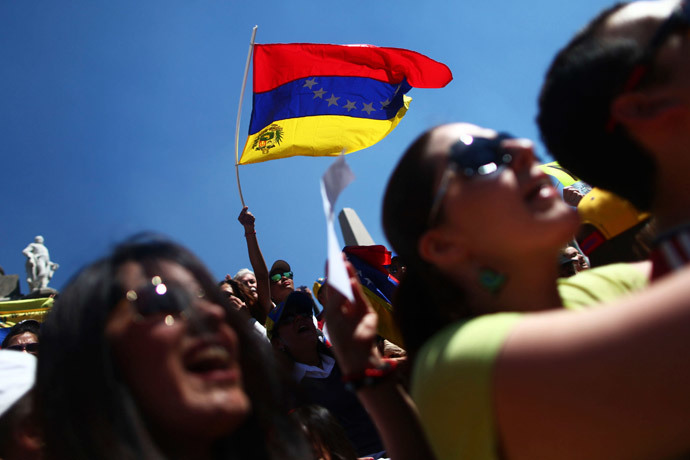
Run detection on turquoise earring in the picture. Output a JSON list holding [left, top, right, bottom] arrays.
[[478, 268, 506, 295]]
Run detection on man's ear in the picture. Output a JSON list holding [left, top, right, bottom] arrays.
[[611, 90, 684, 127], [418, 228, 467, 269]]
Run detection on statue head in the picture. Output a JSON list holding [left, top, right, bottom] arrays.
[[34, 236, 44, 244]]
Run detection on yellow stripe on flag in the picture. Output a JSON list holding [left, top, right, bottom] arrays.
[[240, 97, 410, 165]]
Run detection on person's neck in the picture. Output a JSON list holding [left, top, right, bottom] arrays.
[[651, 146, 690, 234], [653, 194, 690, 237], [469, 250, 563, 314], [292, 346, 322, 367], [157, 434, 213, 460]]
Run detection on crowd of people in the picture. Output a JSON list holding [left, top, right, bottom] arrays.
[[3, 0, 690, 458]]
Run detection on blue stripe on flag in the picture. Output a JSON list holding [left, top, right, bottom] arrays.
[[249, 76, 412, 135]]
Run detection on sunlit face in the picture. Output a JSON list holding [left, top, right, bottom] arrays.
[[238, 273, 258, 300], [106, 260, 251, 442], [270, 274, 294, 304], [426, 123, 579, 261]]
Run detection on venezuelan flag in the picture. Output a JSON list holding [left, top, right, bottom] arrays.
[[239, 43, 452, 165]]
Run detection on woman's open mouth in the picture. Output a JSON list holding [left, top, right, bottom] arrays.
[[184, 342, 239, 383]]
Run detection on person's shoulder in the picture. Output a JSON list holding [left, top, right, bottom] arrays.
[[413, 313, 522, 382], [559, 262, 651, 309], [411, 313, 521, 460]]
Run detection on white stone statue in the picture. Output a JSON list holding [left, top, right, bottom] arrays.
[[22, 235, 59, 292]]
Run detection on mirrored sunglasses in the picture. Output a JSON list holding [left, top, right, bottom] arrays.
[[270, 271, 293, 283]]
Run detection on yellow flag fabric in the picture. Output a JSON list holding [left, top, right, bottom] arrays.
[[241, 99, 410, 164], [539, 161, 580, 186], [0, 297, 53, 325]]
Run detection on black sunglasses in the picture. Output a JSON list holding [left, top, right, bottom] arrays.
[[124, 277, 206, 318], [6, 342, 39, 354], [279, 311, 312, 325], [607, 0, 690, 131], [427, 132, 515, 226], [270, 271, 293, 283]]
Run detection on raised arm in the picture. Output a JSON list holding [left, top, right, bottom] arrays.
[[495, 264, 690, 460], [324, 262, 436, 460], [238, 206, 273, 322]]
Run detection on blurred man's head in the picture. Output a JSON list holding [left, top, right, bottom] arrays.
[[539, 0, 690, 214]]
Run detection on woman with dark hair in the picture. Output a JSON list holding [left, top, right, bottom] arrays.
[[36, 237, 310, 460], [328, 122, 690, 460]]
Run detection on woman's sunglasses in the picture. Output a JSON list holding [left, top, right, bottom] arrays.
[[124, 277, 206, 318], [270, 271, 293, 283], [427, 132, 515, 226]]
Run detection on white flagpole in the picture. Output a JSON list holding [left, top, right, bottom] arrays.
[[234, 25, 258, 207]]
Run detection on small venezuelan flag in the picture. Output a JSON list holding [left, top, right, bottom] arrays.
[[239, 43, 452, 165]]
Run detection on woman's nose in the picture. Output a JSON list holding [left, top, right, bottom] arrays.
[[504, 138, 536, 174], [186, 299, 227, 332]]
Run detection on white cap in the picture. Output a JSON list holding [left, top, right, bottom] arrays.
[[0, 350, 36, 418]]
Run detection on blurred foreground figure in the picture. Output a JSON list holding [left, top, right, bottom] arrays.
[[539, 0, 690, 279], [36, 237, 309, 460], [374, 121, 690, 460]]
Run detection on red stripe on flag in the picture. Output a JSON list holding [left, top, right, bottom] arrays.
[[253, 43, 452, 93]]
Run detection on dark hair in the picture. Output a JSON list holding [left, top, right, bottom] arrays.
[[382, 129, 472, 357], [1, 320, 40, 349], [36, 236, 310, 460], [290, 405, 358, 460], [537, 2, 657, 211]]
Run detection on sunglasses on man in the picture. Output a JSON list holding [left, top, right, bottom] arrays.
[[6, 343, 39, 354], [270, 271, 293, 283]]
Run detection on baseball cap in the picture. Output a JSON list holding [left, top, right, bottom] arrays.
[[265, 291, 315, 340], [577, 188, 650, 256], [269, 260, 291, 278]]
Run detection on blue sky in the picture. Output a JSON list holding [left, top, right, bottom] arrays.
[[1, 0, 614, 295]]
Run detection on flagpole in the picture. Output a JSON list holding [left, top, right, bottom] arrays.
[[234, 25, 258, 208]]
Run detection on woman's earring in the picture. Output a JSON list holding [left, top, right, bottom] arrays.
[[164, 314, 175, 326], [478, 268, 506, 295]]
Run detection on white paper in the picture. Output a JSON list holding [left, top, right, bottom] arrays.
[[320, 155, 355, 302]]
